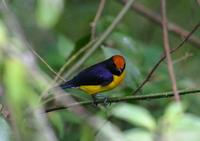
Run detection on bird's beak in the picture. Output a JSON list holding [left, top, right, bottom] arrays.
[[119, 68, 123, 73]]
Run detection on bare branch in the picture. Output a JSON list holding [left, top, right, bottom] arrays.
[[161, 0, 180, 102], [91, 0, 106, 40], [45, 89, 200, 113], [120, 0, 200, 48]]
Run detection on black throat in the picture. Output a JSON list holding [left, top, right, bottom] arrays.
[[105, 59, 125, 76]]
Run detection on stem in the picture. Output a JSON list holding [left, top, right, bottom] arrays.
[[91, 0, 106, 40], [45, 89, 200, 113], [120, 0, 200, 48], [161, 0, 180, 102]]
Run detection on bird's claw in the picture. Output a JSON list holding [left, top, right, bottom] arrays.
[[92, 95, 98, 106], [92, 94, 111, 107], [102, 97, 111, 107]]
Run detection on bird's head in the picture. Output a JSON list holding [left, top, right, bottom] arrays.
[[109, 55, 126, 76]]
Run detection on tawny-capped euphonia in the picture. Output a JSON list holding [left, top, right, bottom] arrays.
[[60, 55, 126, 104]]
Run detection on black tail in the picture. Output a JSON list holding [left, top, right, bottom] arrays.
[[59, 83, 73, 89], [59, 80, 76, 89]]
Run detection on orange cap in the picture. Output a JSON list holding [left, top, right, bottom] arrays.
[[112, 55, 125, 69]]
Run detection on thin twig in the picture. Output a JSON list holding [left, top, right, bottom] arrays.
[[161, 0, 180, 102], [120, 0, 200, 48], [45, 89, 200, 113], [62, 0, 135, 80], [91, 0, 106, 40], [133, 23, 200, 95], [173, 52, 193, 65], [197, 0, 200, 6], [29, 47, 66, 82]]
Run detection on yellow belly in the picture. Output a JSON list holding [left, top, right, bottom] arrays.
[[80, 71, 125, 95]]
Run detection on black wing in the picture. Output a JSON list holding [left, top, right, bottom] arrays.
[[62, 64, 113, 88]]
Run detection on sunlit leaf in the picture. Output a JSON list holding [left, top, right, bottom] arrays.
[[161, 114, 200, 141], [112, 103, 156, 131], [36, 0, 64, 28], [124, 129, 153, 141], [4, 59, 28, 103], [178, 114, 200, 130], [162, 102, 184, 125]]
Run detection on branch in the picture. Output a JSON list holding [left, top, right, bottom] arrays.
[[132, 23, 200, 95], [173, 52, 193, 65], [91, 0, 106, 40], [45, 89, 200, 113], [161, 0, 180, 101], [120, 0, 200, 48]]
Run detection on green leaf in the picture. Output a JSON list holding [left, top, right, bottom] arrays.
[[36, 0, 64, 28], [161, 114, 200, 141], [4, 59, 28, 103], [49, 113, 65, 138], [162, 102, 184, 125], [80, 124, 94, 141], [101, 46, 122, 57], [0, 20, 8, 44], [63, 111, 81, 124], [124, 129, 153, 141], [112, 103, 156, 131], [108, 32, 138, 52], [177, 114, 200, 130], [0, 117, 10, 141], [57, 35, 74, 59], [94, 117, 125, 141]]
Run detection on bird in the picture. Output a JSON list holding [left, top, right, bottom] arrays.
[[59, 55, 126, 105]]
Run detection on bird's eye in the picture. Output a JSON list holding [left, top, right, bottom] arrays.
[[116, 68, 123, 75]]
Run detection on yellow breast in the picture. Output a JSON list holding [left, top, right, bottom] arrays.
[[80, 71, 125, 95]]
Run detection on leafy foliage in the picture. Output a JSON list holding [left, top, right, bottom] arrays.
[[0, 0, 200, 141]]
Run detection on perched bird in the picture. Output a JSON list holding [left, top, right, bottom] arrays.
[[60, 55, 126, 105]]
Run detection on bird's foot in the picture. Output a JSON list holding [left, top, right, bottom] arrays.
[[92, 94, 111, 107], [102, 96, 111, 107], [92, 95, 98, 106]]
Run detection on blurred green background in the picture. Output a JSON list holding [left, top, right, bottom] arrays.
[[0, 0, 200, 141]]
